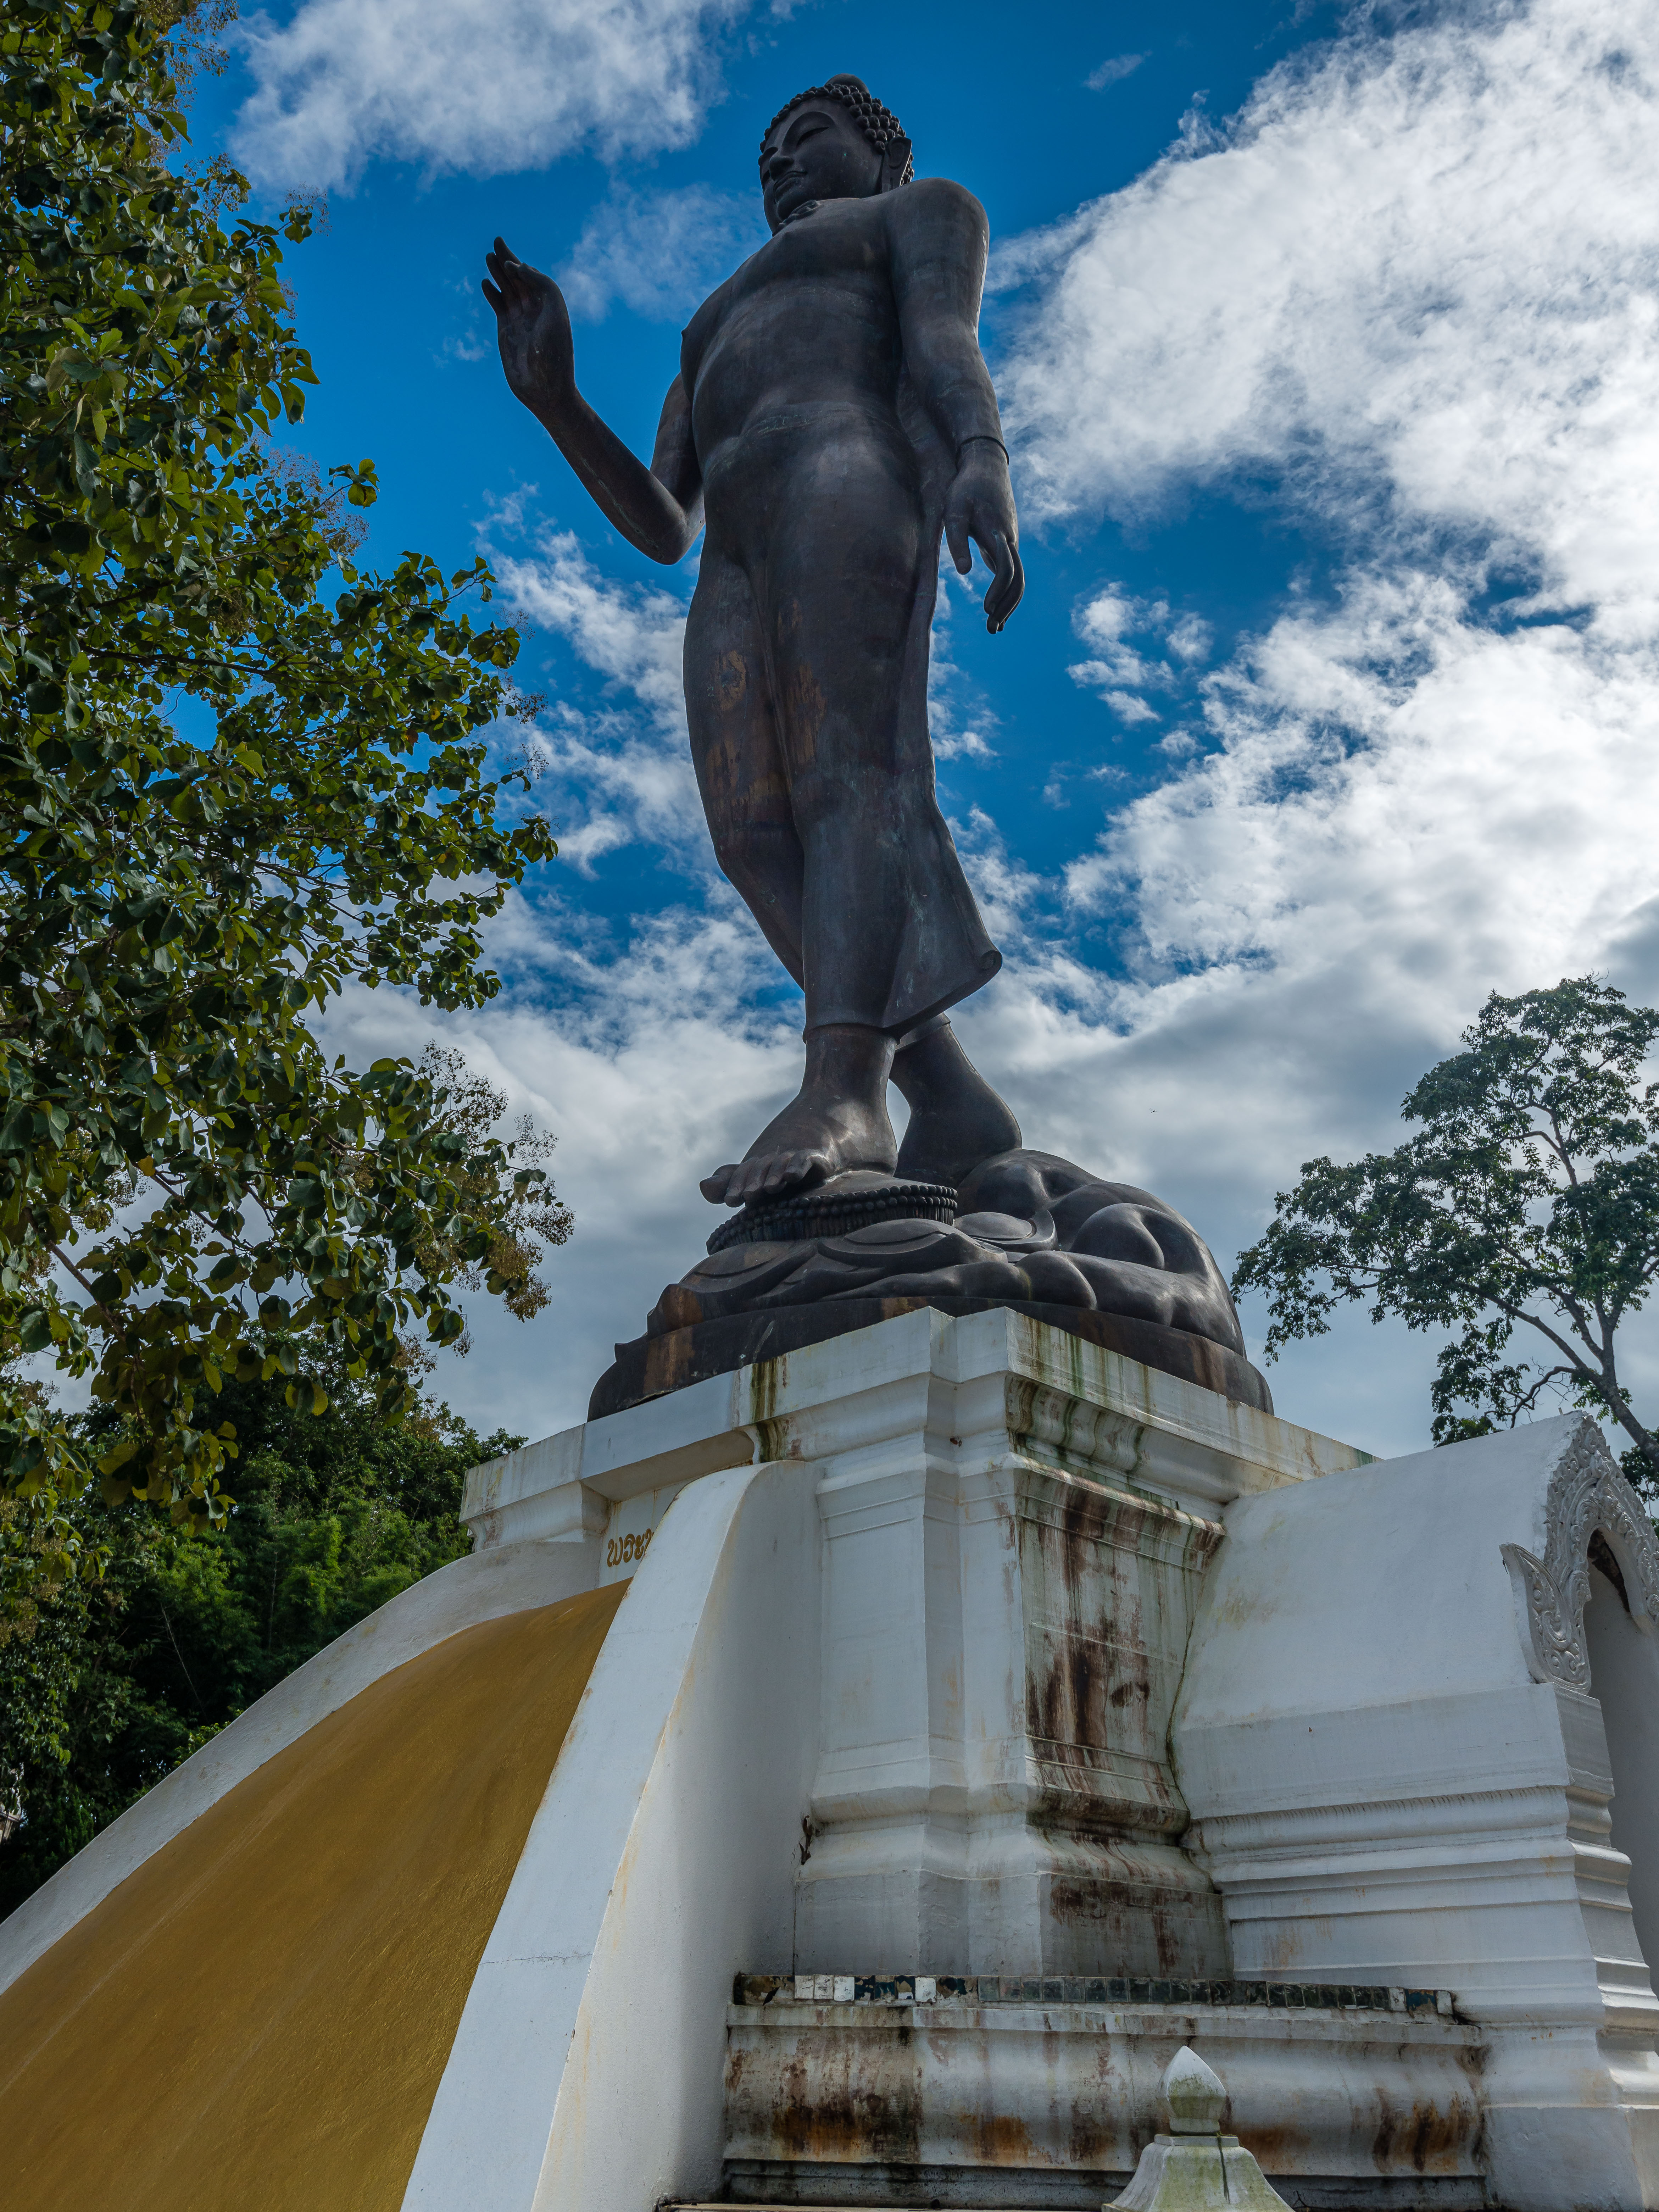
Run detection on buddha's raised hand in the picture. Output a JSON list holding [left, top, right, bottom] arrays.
[[483, 238, 575, 416]]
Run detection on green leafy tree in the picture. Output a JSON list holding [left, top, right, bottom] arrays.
[[0, 1360, 519, 1916], [0, 0, 560, 1552], [1234, 978, 1659, 1488]]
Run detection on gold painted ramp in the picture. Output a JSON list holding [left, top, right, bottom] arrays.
[[0, 1580, 625, 2212]]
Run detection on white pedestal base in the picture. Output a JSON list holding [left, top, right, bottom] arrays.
[[11, 1314, 1659, 2210]]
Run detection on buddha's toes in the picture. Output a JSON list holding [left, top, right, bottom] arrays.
[[701, 1087, 896, 1208]]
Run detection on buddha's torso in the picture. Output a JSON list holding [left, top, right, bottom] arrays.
[[680, 194, 907, 478]]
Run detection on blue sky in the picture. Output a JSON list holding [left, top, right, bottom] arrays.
[[174, 0, 1659, 1449]]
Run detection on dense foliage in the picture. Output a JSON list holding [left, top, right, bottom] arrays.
[[0, 1362, 518, 1917], [0, 0, 559, 1560], [1234, 978, 1659, 1486]]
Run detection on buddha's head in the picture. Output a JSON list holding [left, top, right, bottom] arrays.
[[758, 74, 913, 233]]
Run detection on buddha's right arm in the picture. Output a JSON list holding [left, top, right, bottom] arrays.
[[483, 241, 702, 563], [530, 375, 704, 566]]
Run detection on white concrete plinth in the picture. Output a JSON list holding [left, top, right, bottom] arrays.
[[10, 1309, 1659, 2211], [467, 1306, 1363, 1992]]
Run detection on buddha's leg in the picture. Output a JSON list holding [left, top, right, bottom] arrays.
[[693, 420, 1004, 1207], [891, 1014, 1023, 1189], [686, 545, 897, 1208], [683, 548, 806, 985], [763, 433, 941, 1035], [731, 428, 1010, 1201]]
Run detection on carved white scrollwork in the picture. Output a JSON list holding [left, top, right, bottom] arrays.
[[1501, 1417, 1659, 1688]]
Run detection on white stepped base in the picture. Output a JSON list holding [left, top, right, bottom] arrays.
[[722, 1993, 1484, 2210], [14, 1312, 1659, 2210]]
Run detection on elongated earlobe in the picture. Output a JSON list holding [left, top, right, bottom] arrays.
[[881, 135, 913, 191]]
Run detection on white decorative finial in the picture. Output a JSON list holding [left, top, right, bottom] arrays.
[[1108, 2046, 1292, 2212], [1163, 2045, 1227, 2136]]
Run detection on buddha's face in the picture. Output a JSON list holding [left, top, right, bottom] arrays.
[[760, 101, 883, 232]]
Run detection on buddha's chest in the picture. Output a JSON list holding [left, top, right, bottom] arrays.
[[680, 202, 895, 399]]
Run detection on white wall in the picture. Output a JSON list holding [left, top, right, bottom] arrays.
[[401, 1454, 822, 2212], [1173, 1414, 1659, 2212]]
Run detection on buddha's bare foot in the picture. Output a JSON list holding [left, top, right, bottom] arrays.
[[701, 1023, 897, 1208], [892, 1016, 1023, 1188]]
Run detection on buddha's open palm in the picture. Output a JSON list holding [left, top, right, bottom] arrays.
[[483, 237, 574, 415]]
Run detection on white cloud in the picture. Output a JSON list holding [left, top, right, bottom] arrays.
[[980, 0, 1659, 1449], [934, 726, 997, 761], [491, 526, 705, 871], [230, 0, 760, 191], [1102, 688, 1160, 725], [1065, 584, 1184, 709], [558, 185, 766, 321], [1000, 0, 1659, 565]]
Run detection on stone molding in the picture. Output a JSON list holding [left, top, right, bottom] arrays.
[[464, 1310, 1366, 1553], [1191, 1780, 1588, 1861], [1501, 1418, 1659, 1690], [735, 1972, 1456, 2013]]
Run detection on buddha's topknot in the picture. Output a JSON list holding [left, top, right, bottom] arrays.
[[760, 73, 914, 188]]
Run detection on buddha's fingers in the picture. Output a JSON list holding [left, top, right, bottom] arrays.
[[985, 534, 1025, 633], [486, 239, 535, 298], [945, 509, 974, 577]]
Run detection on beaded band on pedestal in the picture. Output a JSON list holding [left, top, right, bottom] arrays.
[[706, 1177, 957, 1255]]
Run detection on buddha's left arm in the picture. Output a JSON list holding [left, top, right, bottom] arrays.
[[887, 179, 1006, 456], [889, 180, 1025, 632]]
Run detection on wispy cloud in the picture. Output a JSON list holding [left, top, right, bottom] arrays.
[[1087, 52, 1146, 91], [558, 184, 766, 321], [1065, 586, 1219, 724], [489, 523, 702, 874], [496, 526, 689, 730], [230, 0, 760, 191]]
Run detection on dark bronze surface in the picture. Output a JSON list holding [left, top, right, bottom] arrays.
[[486, 74, 1025, 1207], [705, 1171, 958, 1252]]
